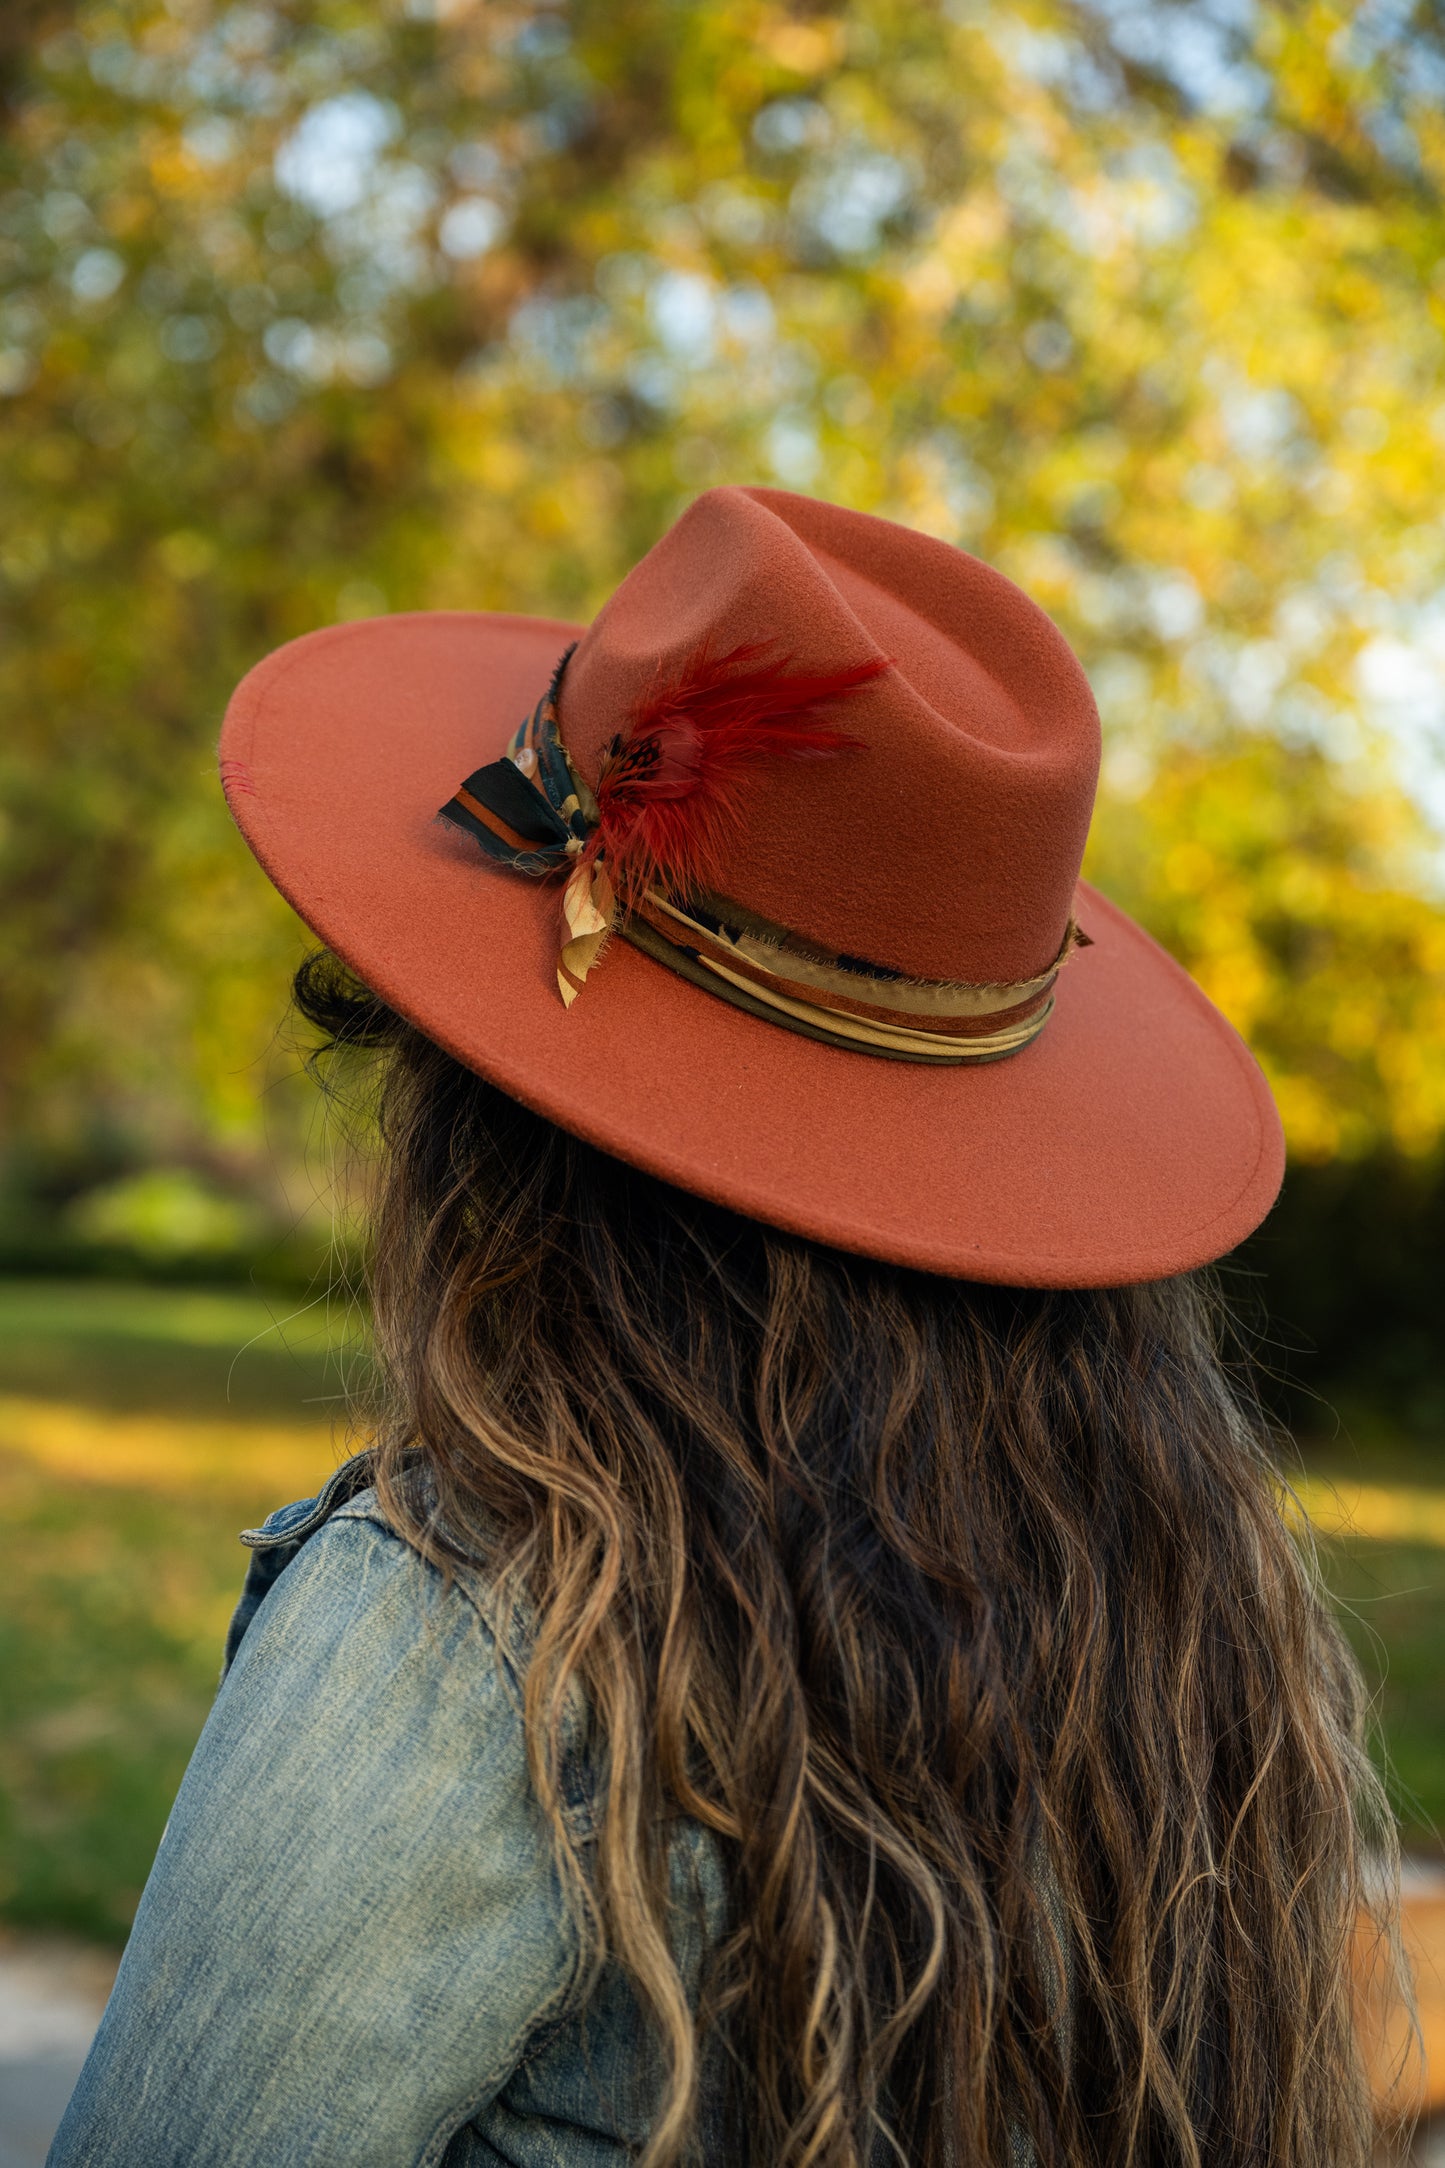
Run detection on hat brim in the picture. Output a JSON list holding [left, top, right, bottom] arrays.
[[220, 611, 1283, 1289]]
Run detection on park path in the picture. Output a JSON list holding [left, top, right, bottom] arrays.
[[0, 1938, 115, 2168]]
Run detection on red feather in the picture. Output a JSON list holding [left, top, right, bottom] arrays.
[[587, 638, 889, 901]]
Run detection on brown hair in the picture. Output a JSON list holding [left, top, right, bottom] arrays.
[[297, 948, 1404, 2168]]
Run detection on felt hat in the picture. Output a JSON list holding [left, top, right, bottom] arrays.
[[218, 485, 1283, 1287]]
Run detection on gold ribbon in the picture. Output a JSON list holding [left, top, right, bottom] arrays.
[[669, 947, 1054, 1059], [554, 857, 1081, 1062], [639, 891, 1078, 1026], [558, 856, 617, 1008], [634, 892, 1077, 1060]]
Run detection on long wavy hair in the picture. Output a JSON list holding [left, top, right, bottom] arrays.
[[296, 948, 1405, 2168]]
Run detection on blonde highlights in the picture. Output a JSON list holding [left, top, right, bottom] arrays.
[[298, 951, 1404, 2168]]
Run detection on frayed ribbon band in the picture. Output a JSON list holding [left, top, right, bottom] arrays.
[[438, 651, 1087, 1064], [626, 891, 1083, 1062]]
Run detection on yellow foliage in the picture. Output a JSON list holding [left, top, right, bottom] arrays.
[[0, 1395, 345, 1503], [1, 0, 1443, 1180]]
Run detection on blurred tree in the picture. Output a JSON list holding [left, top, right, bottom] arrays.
[[0, 0, 1443, 1199]]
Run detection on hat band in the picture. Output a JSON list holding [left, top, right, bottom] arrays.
[[438, 654, 1085, 1065], [622, 890, 1072, 1062]]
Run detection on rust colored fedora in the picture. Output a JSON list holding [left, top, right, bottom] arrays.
[[218, 485, 1283, 1287]]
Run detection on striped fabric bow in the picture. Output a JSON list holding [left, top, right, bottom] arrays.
[[436, 645, 615, 1003]]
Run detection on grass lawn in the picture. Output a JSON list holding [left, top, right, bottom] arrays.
[[0, 1279, 368, 1941], [1290, 1404, 1445, 1849], [0, 1276, 1440, 1945]]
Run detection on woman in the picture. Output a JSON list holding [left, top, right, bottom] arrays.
[[52, 488, 1401, 2166]]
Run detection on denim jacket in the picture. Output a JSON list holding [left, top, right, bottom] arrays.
[[48, 1459, 731, 2168]]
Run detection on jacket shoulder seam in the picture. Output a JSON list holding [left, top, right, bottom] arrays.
[[303, 1500, 600, 1845]]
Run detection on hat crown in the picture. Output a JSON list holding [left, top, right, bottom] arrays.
[[558, 487, 1100, 985]]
